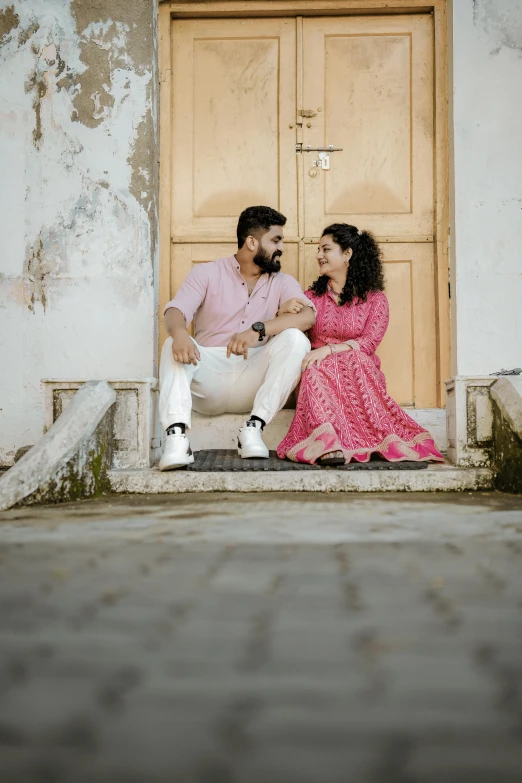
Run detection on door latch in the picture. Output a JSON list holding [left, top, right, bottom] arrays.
[[295, 144, 344, 171], [295, 144, 343, 154], [313, 151, 331, 170]]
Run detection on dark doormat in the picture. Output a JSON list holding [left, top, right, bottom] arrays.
[[185, 450, 429, 472]]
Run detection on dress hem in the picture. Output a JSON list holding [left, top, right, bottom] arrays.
[[279, 424, 444, 465]]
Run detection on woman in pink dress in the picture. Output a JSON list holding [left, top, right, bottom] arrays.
[[277, 223, 444, 466]]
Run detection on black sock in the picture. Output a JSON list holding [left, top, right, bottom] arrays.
[[247, 416, 266, 430], [167, 423, 186, 435]]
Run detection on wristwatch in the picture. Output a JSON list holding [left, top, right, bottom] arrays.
[[251, 322, 266, 341]]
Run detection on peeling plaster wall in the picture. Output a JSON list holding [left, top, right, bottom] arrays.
[[0, 0, 158, 465], [450, 0, 522, 375]]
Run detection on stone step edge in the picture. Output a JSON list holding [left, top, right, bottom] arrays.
[[108, 466, 494, 494]]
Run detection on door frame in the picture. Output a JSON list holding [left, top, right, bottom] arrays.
[[158, 0, 449, 406]]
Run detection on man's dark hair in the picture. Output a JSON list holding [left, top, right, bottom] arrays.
[[236, 206, 287, 248]]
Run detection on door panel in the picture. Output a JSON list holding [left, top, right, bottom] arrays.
[[304, 241, 437, 407], [171, 18, 298, 238], [378, 243, 437, 408], [302, 15, 434, 238], [325, 34, 411, 215]]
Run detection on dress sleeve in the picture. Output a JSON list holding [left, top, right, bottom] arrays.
[[279, 275, 316, 312], [163, 264, 209, 325], [351, 292, 389, 355]]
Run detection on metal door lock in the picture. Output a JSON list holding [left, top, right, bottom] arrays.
[[313, 151, 331, 170], [296, 143, 343, 171]]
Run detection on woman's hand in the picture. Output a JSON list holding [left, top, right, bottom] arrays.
[[301, 346, 331, 371], [278, 297, 305, 316]]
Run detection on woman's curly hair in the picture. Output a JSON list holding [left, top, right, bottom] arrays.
[[308, 223, 384, 306]]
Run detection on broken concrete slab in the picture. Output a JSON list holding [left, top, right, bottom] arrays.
[[491, 377, 522, 440], [42, 378, 161, 468], [491, 377, 522, 494], [0, 381, 116, 511]]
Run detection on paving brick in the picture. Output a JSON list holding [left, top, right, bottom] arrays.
[[0, 492, 522, 781]]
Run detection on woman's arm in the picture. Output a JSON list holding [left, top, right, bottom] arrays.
[[347, 293, 389, 355], [326, 341, 353, 355]]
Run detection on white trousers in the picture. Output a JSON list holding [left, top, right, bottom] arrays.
[[159, 328, 310, 430]]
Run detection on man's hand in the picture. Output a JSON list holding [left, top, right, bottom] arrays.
[[172, 330, 200, 366], [227, 328, 260, 360]]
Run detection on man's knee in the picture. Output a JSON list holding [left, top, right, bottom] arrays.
[[273, 328, 310, 354]]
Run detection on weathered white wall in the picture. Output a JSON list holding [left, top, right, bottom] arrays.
[[2, 0, 521, 467], [0, 0, 158, 465], [450, 0, 522, 376]]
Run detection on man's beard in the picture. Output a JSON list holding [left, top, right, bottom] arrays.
[[253, 248, 282, 274]]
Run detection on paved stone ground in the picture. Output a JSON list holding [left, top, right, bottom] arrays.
[[0, 491, 522, 783]]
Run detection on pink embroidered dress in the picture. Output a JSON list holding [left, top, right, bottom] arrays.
[[277, 289, 444, 464]]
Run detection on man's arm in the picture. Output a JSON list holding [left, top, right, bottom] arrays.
[[277, 275, 316, 327], [164, 307, 186, 337], [164, 308, 200, 366], [162, 264, 209, 365], [226, 307, 315, 359], [264, 306, 315, 336]]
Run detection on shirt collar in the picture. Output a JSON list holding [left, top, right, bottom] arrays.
[[230, 256, 270, 291]]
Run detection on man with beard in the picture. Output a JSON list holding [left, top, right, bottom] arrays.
[[158, 205, 315, 470]]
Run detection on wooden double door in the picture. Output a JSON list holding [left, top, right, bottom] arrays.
[[164, 13, 443, 407]]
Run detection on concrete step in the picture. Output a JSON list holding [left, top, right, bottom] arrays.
[[108, 463, 493, 494], [189, 408, 447, 453]]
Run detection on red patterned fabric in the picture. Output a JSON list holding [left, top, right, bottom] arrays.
[[277, 289, 444, 464]]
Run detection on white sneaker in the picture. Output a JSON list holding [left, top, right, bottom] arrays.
[[237, 419, 269, 459], [158, 427, 194, 471]]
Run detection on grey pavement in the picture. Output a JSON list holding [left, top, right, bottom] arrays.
[[0, 491, 522, 782]]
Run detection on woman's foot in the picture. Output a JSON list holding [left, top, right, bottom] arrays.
[[317, 450, 345, 466]]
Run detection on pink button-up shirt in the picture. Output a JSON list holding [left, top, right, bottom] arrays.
[[164, 256, 314, 347]]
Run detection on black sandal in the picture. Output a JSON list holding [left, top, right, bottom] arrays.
[[317, 450, 345, 467]]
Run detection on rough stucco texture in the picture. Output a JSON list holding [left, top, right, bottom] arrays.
[[0, 0, 158, 466], [493, 407, 522, 494], [452, 0, 522, 375]]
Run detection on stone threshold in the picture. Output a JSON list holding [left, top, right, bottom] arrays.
[[108, 464, 494, 494]]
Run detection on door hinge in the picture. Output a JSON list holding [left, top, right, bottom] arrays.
[[448, 282, 451, 299]]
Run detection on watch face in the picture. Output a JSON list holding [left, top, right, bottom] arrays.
[[252, 322, 264, 332]]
